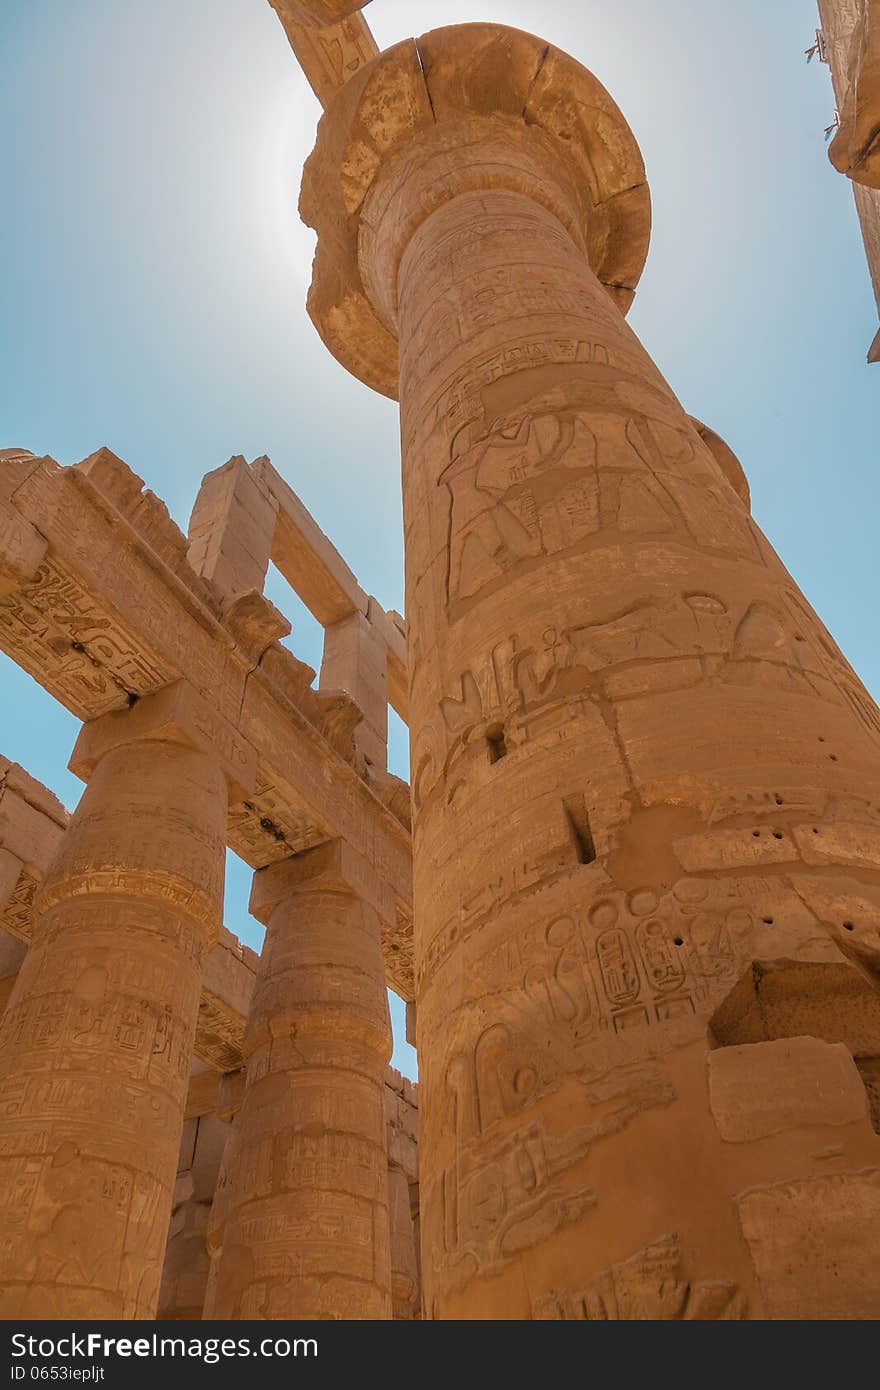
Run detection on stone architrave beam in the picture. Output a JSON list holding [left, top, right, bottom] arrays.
[[269, 2, 378, 108], [0, 448, 414, 997], [818, 0, 880, 360]]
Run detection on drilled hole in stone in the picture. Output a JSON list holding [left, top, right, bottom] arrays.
[[673, 937, 684, 947], [818, 737, 826, 743], [486, 724, 507, 764], [830, 754, 839, 762], [752, 830, 761, 838], [762, 916, 774, 925], [813, 827, 819, 834], [843, 921, 855, 932], [772, 831, 784, 840], [774, 795, 784, 805]]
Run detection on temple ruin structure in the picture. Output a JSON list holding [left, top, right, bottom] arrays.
[[817, 0, 880, 360], [1, 3, 880, 1321]]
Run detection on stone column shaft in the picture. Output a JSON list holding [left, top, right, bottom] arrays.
[[0, 683, 234, 1318], [302, 24, 880, 1320], [205, 839, 393, 1319]]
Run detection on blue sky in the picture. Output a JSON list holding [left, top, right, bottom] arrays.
[[2, 0, 878, 1077]]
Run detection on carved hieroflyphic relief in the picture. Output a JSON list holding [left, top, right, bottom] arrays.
[[0, 870, 38, 942], [451, 879, 769, 1054], [227, 774, 329, 869], [0, 558, 176, 718], [411, 580, 880, 818], [274, 8, 377, 108], [432, 1052, 675, 1296], [434, 350, 763, 618], [532, 1233, 746, 1319]]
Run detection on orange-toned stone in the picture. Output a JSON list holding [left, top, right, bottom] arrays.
[[272, 0, 371, 27], [204, 840, 393, 1319], [825, 0, 880, 188], [0, 693, 228, 1318], [816, 0, 880, 360], [303, 22, 880, 1319], [388, 1162, 419, 1319], [269, 3, 378, 109]]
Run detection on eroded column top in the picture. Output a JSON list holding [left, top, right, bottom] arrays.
[[300, 22, 651, 399]]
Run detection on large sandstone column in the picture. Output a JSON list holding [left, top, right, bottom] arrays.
[[204, 839, 393, 1319], [0, 681, 245, 1318], [302, 25, 880, 1319]]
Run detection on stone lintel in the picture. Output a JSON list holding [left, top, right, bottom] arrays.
[[0, 497, 48, 596], [187, 456, 279, 607], [252, 455, 369, 625], [271, 1, 372, 27], [70, 679, 258, 799], [0, 764, 67, 880], [249, 835, 394, 924], [0, 848, 23, 908], [272, 8, 378, 109]]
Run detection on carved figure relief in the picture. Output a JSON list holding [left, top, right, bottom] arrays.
[[532, 1233, 746, 1319]]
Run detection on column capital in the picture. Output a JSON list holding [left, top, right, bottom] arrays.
[[249, 836, 393, 924], [69, 678, 258, 799], [300, 22, 650, 399]]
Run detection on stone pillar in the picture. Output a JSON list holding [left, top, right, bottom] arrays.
[[388, 1163, 419, 1319], [302, 24, 880, 1318], [320, 607, 388, 769], [0, 681, 249, 1318], [204, 839, 393, 1319]]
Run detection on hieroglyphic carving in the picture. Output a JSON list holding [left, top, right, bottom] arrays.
[[227, 774, 329, 869], [0, 557, 176, 718], [532, 1233, 746, 1319], [0, 870, 38, 943], [783, 587, 880, 743], [271, 6, 378, 109], [436, 350, 762, 616], [434, 1049, 675, 1295], [413, 577, 880, 818]]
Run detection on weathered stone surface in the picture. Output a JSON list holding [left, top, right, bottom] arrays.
[[270, 4, 379, 111], [710, 958, 880, 1057], [204, 840, 393, 1319], [818, 0, 880, 358], [708, 1036, 869, 1141], [0, 722, 228, 1318], [0, 445, 416, 998], [826, 0, 880, 187], [388, 1163, 419, 1319], [272, 0, 371, 28], [738, 1169, 880, 1318], [304, 18, 880, 1319], [301, 24, 650, 398], [1, 5, 879, 1326]]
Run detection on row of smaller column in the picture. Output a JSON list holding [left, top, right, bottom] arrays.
[[0, 680, 409, 1319]]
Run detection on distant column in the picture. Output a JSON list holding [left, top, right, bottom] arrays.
[[205, 839, 393, 1319]]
